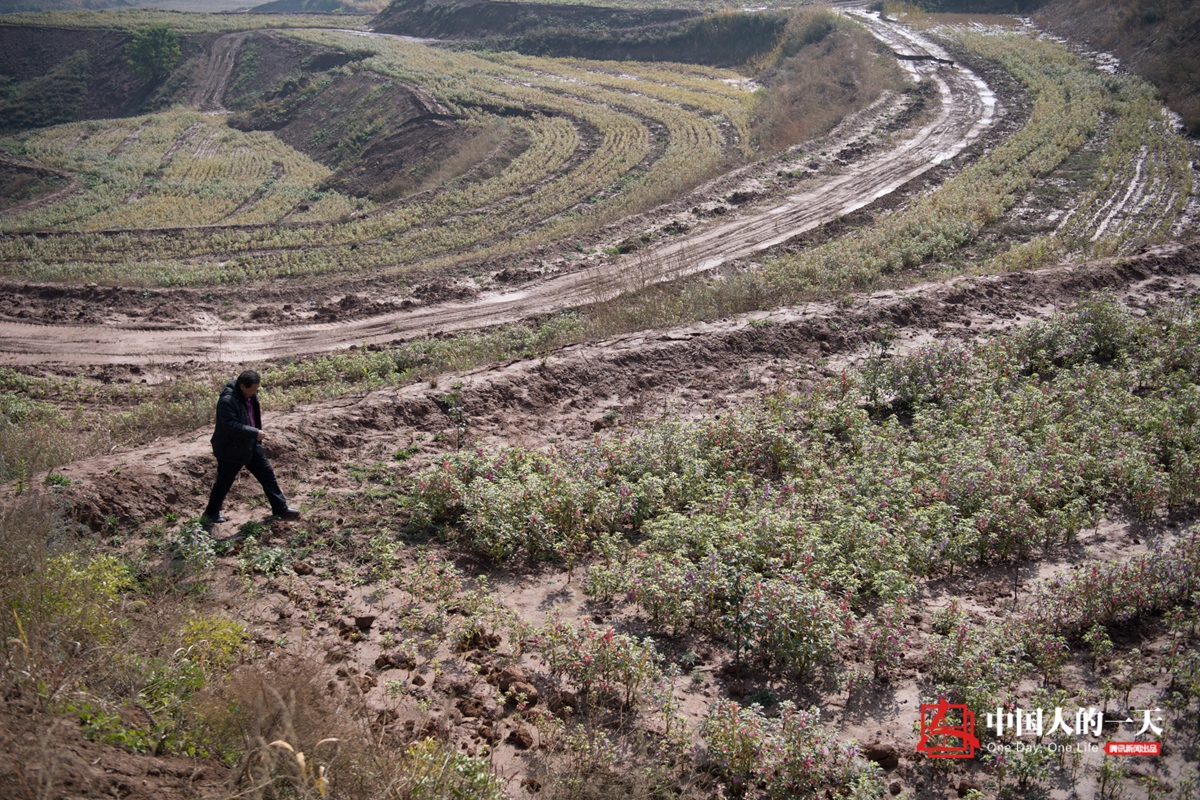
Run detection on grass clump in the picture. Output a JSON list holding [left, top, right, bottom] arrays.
[[0, 494, 239, 769], [0, 371, 214, 481], [205, 655, 505, 800], [0, 392, 75, 482], [0, 51, 90, 134], [180, 615, 248, 671], [1, 494, 132, 674], [22, 551, 133, 645]]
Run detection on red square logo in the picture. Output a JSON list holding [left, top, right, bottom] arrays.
[[917, 697, 980, 759]]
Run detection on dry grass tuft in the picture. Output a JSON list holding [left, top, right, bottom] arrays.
[[0, 492, 81, 698], [203, 653, 504, 800], [531, 729, 709, 800]]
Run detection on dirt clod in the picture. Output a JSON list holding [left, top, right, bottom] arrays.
[[507, 725, 534, 749], [456, 697, 487, 718], [493, 665, 529, 692], [863, 742, 900, 771], [508, 681, 539, 706], [374, 652, 416, 671], [957, 779, 983, 797]]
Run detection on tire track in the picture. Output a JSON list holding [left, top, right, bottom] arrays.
[[0, 12, 997, 366], [124, 122, 203, 204], [0, 155, 82, 217], [190, 31, 249, 113], [595, 10, 995, 279]]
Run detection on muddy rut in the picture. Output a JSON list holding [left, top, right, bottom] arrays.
[[0, 12, 997, 366], [189, 31, 249, 113]]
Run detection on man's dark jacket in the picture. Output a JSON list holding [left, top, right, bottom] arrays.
[[211, 381, 261, 465]]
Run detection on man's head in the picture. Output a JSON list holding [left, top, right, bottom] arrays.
[[236, 369, 261, 398]]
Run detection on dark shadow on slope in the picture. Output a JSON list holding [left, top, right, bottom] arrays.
[[372, 0, 789, 67]]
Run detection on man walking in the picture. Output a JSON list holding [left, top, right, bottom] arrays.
[[203, 370, 300, 525]]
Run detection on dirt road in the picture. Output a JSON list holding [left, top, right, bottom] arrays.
[[189, 31, 249, 113], [0, 12, 997, 366]]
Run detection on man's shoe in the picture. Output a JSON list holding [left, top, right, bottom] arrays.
[[269, 507, 301, 521], [202, 512, 227, 525]]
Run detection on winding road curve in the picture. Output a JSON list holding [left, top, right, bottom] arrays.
[[0, 11, 996, 366]]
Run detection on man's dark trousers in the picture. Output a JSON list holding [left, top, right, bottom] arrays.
[[205, 443, 288, 518]]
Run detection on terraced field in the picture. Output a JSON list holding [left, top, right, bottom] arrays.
[[1, 108, 364, 231], [0, 28, 760, 285], [0, 9, 1012, 362], [2, 9, 1193, 366]]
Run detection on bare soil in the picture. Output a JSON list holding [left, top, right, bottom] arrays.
[[223, 28, 351, 111], [190, 31, 249, 113]]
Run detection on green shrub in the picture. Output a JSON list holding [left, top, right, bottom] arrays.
[[11, 551, 133, 648], [734, 577, 853, 676], [418, 300, 1200, 685], [164, 520, 217, 572], [126, 24, 181, 82], [236, 536, 288, 577], [42, 472, 71, 488], [1024, 532, 1200, 637], [539, 614, 662, 708], [400, 737, 505, 800], [180, 615, 248, 671]]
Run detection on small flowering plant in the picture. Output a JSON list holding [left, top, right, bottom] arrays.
[[538, 613, 662, 709], [860, 598, 911, 682], [1024, 531, 1200, 636], [700, 699, 885, 799]]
